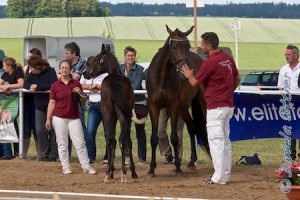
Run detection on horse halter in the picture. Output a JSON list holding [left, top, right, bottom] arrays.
[[90, 55, 105, 78], [168, 37, 190, 71]]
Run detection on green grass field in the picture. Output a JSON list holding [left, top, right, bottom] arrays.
[[0, 38, 295, 74]]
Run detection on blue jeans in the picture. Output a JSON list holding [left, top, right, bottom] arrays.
[[0, 144, 3, 157], [23, 94, 37, 140], [86, 102, 103, 161]]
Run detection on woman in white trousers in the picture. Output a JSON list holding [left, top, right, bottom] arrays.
[[45, 59, 96, 175]]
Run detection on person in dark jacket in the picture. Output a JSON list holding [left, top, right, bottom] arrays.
[[24, 56, 58, 162], [119, 46, 147, 164], [22, 48, 42, 160]]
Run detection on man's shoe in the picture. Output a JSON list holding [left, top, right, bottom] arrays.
[[102, 159, 108, 164], [202, 178, 226, 185], [46, 157, 57, 162], [62, 167, 72, 175], [83, 166, 97, 175], [164, 155, 174, 164], [0, 155, 14, 160], [137, 158, 146, 165], [90, 159, 95, 164], [202, 178, 215, 185]]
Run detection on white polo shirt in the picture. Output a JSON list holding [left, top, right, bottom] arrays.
[[80, 73, 108, 103], [277, 63, 300, 90]]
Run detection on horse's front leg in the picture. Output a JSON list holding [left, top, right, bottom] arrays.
[[169, 111, 182, 174], [147, 105, 160, 177]]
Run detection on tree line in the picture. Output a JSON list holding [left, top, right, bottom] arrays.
[[0, 1, 300, 19]]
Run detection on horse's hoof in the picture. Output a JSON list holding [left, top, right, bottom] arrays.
[[147, 172, 156, 178], [175, 169, 183, 175], [132, 172, 138, 179], [104, 175, 110, 183], [121, 176, 127, 183], [187, 162, 196, 169]]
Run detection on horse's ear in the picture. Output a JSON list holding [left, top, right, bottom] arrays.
[[101, 44, 105, 52], [166, 25, 173, 35], [106, 44, 111, 52], [184, 26, 194, 37]]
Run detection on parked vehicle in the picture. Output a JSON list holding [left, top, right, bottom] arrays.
[[23, 36, 115, 73], [237, 71, 279, 90]]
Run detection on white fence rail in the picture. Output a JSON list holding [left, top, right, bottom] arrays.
[[0, 89, 147, 156], [0, 190, 207, 200]]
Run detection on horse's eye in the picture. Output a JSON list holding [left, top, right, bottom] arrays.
[[100, 59, 103, 64]]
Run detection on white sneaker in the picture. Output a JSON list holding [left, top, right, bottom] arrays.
[[62, 167, 72, 174], [103, 159, 108, 164], [83, 166, 97, 175]]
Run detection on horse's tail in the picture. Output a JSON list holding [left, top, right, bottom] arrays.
[[191, 96, 210, 156], [110, 75, 133, 120]]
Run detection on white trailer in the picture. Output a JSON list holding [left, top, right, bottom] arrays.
[[23, 36, 115, 72]]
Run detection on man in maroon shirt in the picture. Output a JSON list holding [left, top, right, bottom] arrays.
[[181, 32, 240, 185]]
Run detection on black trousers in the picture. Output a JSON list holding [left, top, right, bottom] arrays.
[[290, 139, 300, 160]]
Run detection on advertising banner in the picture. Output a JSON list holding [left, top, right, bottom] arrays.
[[0, 94, 18, 143], [230, 91, 300, 141]]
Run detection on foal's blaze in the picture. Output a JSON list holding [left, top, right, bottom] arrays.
[[84, 44, 138, 183]]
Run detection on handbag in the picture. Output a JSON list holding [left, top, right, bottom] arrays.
[[132, 104, 148, 124], [236, 153, 261, 166], [71, 88, 87, 103]]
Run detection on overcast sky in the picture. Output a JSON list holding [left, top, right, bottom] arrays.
[[0, 0, 299, 5]]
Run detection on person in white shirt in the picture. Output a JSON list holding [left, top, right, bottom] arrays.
[[277, 44, 300, 161], [80, 56, 109, 164]]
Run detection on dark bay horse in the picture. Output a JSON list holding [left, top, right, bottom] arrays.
[[83, 44, 138, 183], [146, 25, 210, 176]]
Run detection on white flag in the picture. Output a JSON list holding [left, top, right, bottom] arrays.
[[186, 0, 205, 8]]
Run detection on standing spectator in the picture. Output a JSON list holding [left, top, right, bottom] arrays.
[[45, 59, 96, 175], [24, 56, 58, 162], [0, 59, 4, 158], [80, 56, 108, 164], [181, 32, 240, 185], [0, 57, 24, 159], [64, 42, 88, 156], [120, 46, 147, 164], [22, 48, 42, 160], [158, 108, 184, 164], [277, 44, 300, 161], [0, 59, 3, 76]]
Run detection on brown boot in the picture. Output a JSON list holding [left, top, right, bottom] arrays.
[[35, 140, 41, 161], [21, 139, 31, 159]]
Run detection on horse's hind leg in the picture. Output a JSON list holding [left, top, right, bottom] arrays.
[[125, 122, 138, 179], [104, 137, 116, 182], [180, 108, 197, 169]]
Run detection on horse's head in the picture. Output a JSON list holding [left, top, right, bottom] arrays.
[[83, 44, 118, 79], [166, 25, 194, 71]]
